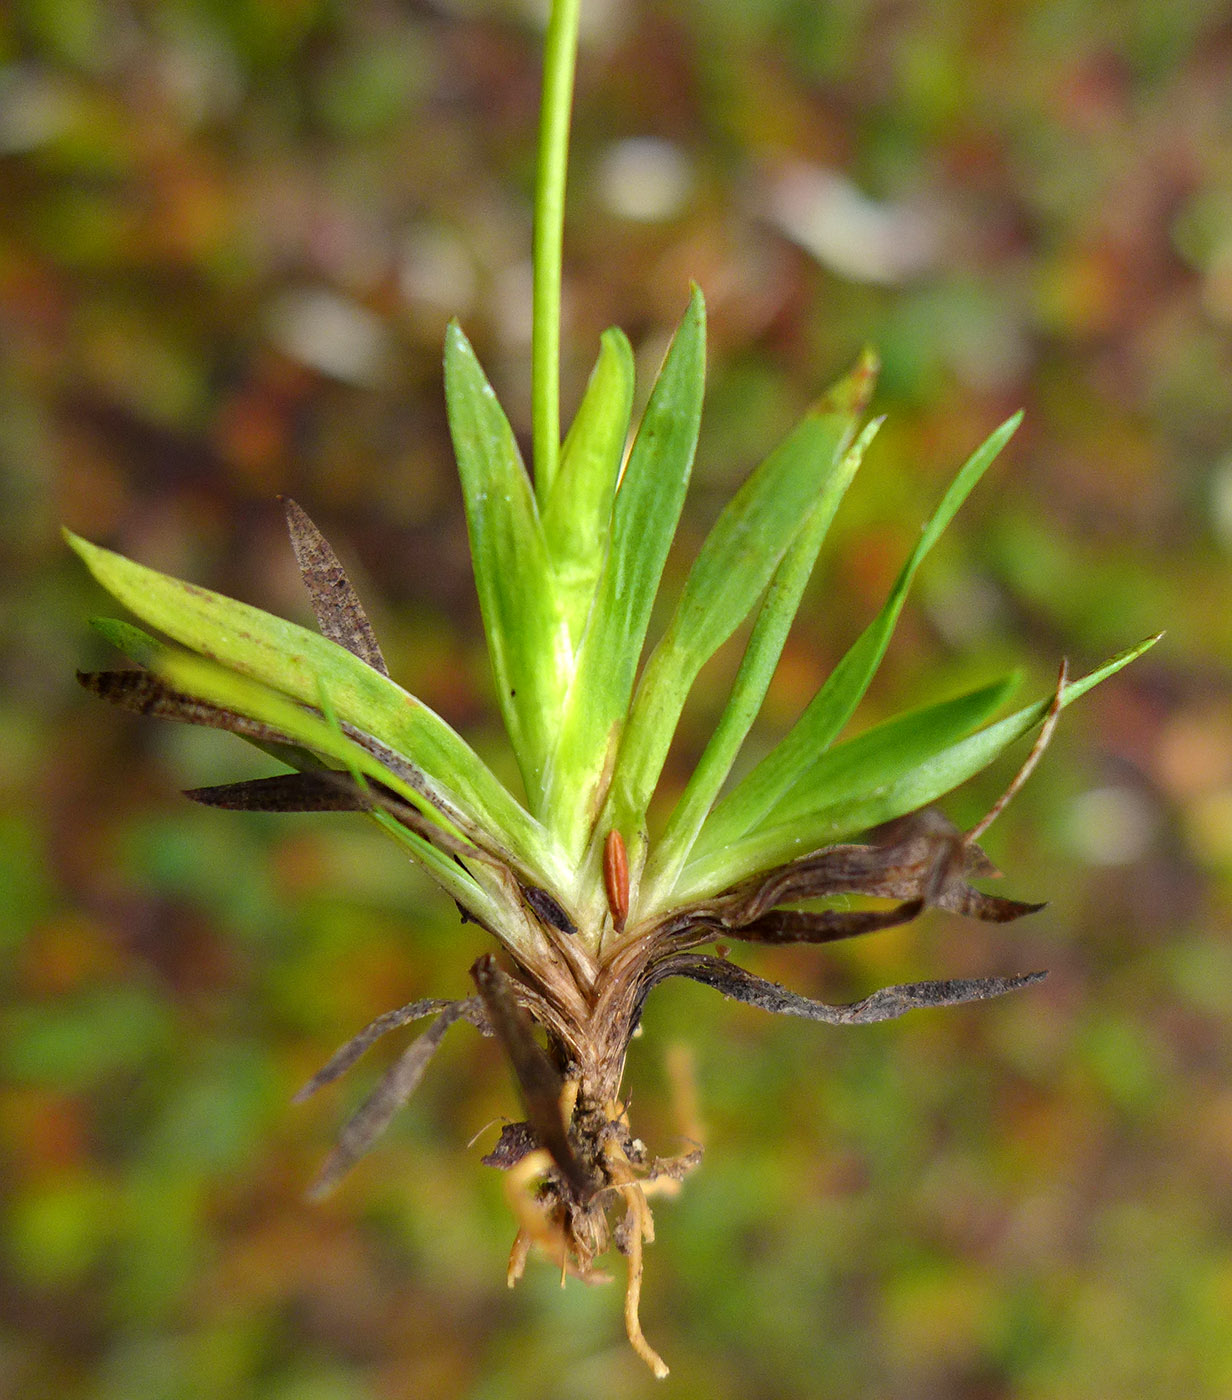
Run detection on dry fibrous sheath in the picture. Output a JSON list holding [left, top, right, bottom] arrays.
[[66, 4, 1159, 1376]]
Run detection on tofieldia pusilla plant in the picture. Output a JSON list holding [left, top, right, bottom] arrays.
[[68, 1, 1159, 1377]]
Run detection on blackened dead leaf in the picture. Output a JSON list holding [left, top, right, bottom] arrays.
[[654, 954, 1047, 1025], [307, 997, 482, 1199], [936, 886, 1046, 922], [186, 765, 491, 867], [78, 669, 293, 746], [732, 898, 925, 945], [295, 996, 487, 1103], [283, 498, 389, 677], [185, 771, 367, 812], [713, 809, 1041, 931]]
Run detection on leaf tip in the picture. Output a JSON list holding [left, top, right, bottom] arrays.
[[815, 347, 880, 419], [62, 526, 93, 560], [443, 318, 470, 362], [599, 324, 634, 358], [994, 409, 1026, 446]]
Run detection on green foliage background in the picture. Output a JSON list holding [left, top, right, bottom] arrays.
[[4, 1, 1232, 1396]]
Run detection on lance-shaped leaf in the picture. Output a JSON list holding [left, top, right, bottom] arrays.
[[306, 997, 483, 1199], [88, 616, 165, 669], [185, 769, 494, 869], [295, 996, 487, 1103], [712, 809, 1043, 929], [642, 409, 884, 915], [680, 671, 1024, 897], [541, 288, 707, 862], [764, 672, 1022, 831], [87, 619, 324, 773], [154, 650, 514, 931], [78, 668, 297, 747], [543, 327, 635, 647], [64, 530, 564, 889], [184, 771, 369, 813], [723, 899, 927, 947], [282, 498, 389, 676], [650, 954, 1047, 1026], [680, 637, 1160, 898], [601, 352, 877, 890], [445, 323, 572, 814], [697, 413, 1023, 858]]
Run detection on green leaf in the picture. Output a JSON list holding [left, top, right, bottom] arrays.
[[695, 412, 1022, 861], [444, 322, 572, 815], [156, 651, 509, 932], [642, 410, 884, 913], [543, 327, 635, 648], [540, 286, 707, 864], [88, 616, 165, 669], [767, 671, 1022, 829], [65, 530, 563, 888], [606, 350, 878, 893], [87, 616, 327, 775], [678, 636, 1161, 899]]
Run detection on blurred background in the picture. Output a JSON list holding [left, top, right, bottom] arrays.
[[4, 0, 1232, 1396]]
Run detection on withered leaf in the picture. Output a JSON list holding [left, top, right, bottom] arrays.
[[283, 498, 389, 677], [189, 765, 491, 867], [936, 886, 1046, 923], [307, 996, 482, 1199], [294, 995, 487, 1103], [185, 771, 368, 812], [471, 954, 595, 1200], [731, 898, 925, 946], [78, 670, 293, 746], [652, 954, 1047, 1025], [714, 809, 1041, 930]]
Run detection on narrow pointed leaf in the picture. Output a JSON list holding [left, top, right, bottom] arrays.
[[602, 352, 877, 884], [184, 772, 368, 812], [643, 411, 884, 912], [78, 668, 293, 746], [65, 530, 562, 886], [294, 997, 480, 1102], [88, 616, 165, 669], [655, 954, 1047, 1025], [282, 498, 389, 676], [727, 899, 925, 946], [185, 768, 491, 866], [154, 650, 511, 927], [681, 638, 1160, 897], [543, 327, 635, 647], [86, 618, 321, 772], [768, 672, 1022, 830], [679, 672, 1019, 894], [444, 322, 572, 814], [307, 999, 478, 1199], [699, 413, 1023, 856], [152, 650, 451, 836], [542, 287, 707, 860]]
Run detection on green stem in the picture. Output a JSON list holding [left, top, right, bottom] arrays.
[[532, 0, 581, 506]]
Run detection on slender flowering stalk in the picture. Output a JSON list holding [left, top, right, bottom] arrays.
[[67, 2, 1160, 1377]]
